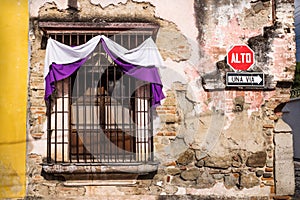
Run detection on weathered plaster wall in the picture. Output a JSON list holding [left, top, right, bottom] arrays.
[[27, 0, 296, 198]]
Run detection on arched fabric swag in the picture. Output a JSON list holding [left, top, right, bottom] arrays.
[[44, 35, 165, 106]]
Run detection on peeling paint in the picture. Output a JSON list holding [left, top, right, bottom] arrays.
[[90, 0, 128, 8], [29, 0, 68, 17]]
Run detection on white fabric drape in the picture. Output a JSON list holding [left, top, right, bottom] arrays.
[[44, 35, 164, 78]]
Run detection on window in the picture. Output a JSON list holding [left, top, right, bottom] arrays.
[[40, 22, 159, 166]]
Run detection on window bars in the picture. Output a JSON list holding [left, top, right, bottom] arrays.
[[45, 31, 155, 164]]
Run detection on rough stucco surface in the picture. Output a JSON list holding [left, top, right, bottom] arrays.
[[30, 0, 68, 17], [27, 0, 296, 198]]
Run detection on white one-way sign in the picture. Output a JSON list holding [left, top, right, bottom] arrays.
[[226, 72, 264, 87]]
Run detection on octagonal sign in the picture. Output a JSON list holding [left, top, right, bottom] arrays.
[[227, 44, 255, 71]]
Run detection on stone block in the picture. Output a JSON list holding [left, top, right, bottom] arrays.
[[274, 133, 295, 195], [263, 173, 272, 178], [196, 171, 215, 188], [224, 173, 239, 189], [246, 151, 267, 167], [195, 160, 205, 168], [274, 118, 292, 133], [204, 156, 231, 169], [180, 168, 201, 181], [164, 185, 178, 195], [171, 176, 194, 187], [212, 173, 223, 180], [176, 149, 195, 165], [256, 170, 264, 177], [165, 167, 181, 176], [240, 172, 260, 189]]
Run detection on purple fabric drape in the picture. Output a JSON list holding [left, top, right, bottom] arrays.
[[44, 58, 88, 100], [100, 38, 165, 106], [44, 39, 165, 107]]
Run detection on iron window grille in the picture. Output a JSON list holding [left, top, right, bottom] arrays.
[[41, 22, 159, 165]]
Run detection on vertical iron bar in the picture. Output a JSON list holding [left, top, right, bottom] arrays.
[[68, 33, 72, 163], [113, 66, 117, 162], [129, 76, 133, 162], [76, 69, 80, 162], [91, 61, 95, 163], [121, 72, 125, 162], [83, 63, 87, 162], [54, 84, 58, 163], [68, 77, 72, 163], [47, 97, 52, 163], [136, 81, 140, 162], [62, 79, 65, 163], [150, 84, 153, 161], [88, 35, 92, 162], [143, 83, 146, 162], [106, 55, 109, 162], [99, 43, 102, 162]]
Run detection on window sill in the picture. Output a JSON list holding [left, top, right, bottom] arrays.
[[41, 162, 159, 175]]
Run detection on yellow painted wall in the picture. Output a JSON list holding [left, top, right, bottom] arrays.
[[0, 0, 28, 198]]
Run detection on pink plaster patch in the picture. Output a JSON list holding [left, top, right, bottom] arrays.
[[184, 67, 200, 81], [203, 17, 262, 65]]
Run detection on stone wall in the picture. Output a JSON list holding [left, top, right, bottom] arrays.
[[27, 0, 296, 199]]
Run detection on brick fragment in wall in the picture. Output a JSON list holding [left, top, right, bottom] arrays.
[[30, 62, 44, 75], [155, 132, 177, 137], [162, 92, 177, 106], [30, 98, 45, 107], [31, 89, 45, 98], [261, 177, 274, 186], [30, 77, 44, 90], [30, 107, 46, 115], [159, 114, 178, 123]]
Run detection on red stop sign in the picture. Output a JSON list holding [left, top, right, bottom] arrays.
[[227, 45, 255, 71]]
